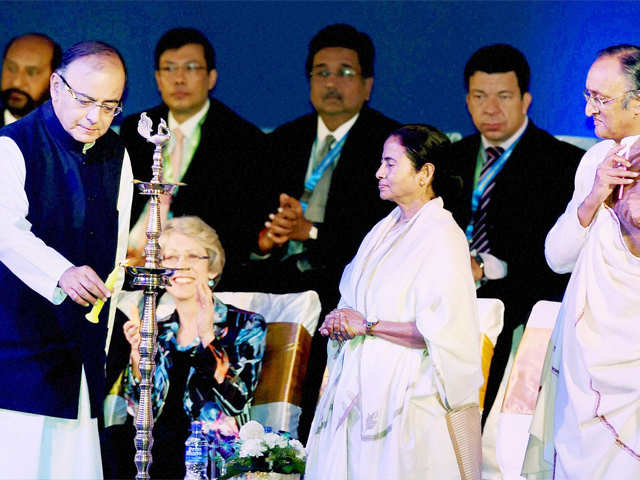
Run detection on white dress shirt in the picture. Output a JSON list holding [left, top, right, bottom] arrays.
[[476, 117, 529, 281], [3, 108, 18, 126]]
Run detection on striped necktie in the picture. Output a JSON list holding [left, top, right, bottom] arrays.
[[315, 134, 336, 169], [469, 146, 504, 253]]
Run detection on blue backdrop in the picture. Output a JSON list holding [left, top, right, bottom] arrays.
[[2, 1, 639, 137]]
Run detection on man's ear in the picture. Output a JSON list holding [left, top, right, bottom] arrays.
[[521, 91, 532, 115], [49, 72, 60, 103], [364, 77, 373, 101], [632, 94, 640, 117], [208, 69, 218, 91]]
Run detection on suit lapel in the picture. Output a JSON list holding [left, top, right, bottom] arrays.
[[489, 123, 536, 199]]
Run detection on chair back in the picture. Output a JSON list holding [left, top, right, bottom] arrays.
[[494, 300, 561, 480], [477, 298, 505, 410], [216, 290, 321, 438]]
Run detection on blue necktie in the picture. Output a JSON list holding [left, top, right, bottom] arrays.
[[469, 146, 504, 253]]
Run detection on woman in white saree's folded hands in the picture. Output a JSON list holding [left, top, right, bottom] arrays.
[[306, 125, 483, 480]]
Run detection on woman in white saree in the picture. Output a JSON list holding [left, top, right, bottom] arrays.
[[305, 125, 483, 479]]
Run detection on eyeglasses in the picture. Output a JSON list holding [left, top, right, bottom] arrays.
[[56, 73, 122, 116], [309, 67, 360, 82], [467, 92, 516, 106], [162, 253, 210, 267], [158, 62, 207, 77], [583, 88, 640, 109]]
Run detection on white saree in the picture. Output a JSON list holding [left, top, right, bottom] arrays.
[[305, 198, 483, 480], [524, 139, 640, 479]]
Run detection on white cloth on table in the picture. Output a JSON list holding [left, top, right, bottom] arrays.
[[0, 368, 102, 480], [524, 139, 640, 479], [305, 197, 483, 480]]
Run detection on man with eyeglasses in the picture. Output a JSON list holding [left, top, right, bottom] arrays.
[[0, 33, 61, 127], [0, 41, 132, 478], [120, 28, 266, 289], [524, 44, 640, 479], [439, 44, 584, 426], [251, 23, 399, 442]]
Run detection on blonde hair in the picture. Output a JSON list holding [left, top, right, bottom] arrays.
[[159, 216, 226, 278]]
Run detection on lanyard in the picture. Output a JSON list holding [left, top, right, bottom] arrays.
[[465, 132, 524, 241], [300, 134, 348, 212]]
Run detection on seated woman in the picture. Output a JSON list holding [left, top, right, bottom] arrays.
[[103, 216, 266, 479], [305, 125, 484, 480]]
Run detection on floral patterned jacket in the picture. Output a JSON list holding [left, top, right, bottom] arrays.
[[111, 293, 266, 439]]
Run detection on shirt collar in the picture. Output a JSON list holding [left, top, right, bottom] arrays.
[[4, 108, 18, 125], [168, 98, 210, 137], [317, 112, 360, 143], [620, 134, 640, 153], [481, 116, 529, 152]]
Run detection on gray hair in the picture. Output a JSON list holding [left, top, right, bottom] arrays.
[[159, 216, 226, 279], [597, 44, 640, 108]]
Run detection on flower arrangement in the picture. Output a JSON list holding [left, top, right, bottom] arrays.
[[219, 421, 306, 479]]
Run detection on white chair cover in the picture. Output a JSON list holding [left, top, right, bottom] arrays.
[[216, 290, 321, 437], [483, 300, 561, 480]]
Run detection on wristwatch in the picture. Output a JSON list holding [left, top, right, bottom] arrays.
[[471, 250, 488, 287], [365, 316, 379, 335], [308, 224, 318, 240]]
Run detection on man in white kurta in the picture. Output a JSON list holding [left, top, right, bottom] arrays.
[[0, 42, 132, 479], [524, 44, 640, 480]]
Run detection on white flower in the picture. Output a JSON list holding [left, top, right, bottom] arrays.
[[288, 439, 306, 459], [239, 420, 265, 441], [264, 432, 288, 449], [239, 438, 267, 458]]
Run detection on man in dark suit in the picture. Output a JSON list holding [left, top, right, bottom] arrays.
[[1, 33, 61, 126], [252, 24, 399, 441], [444, 44, 584, 422], [120, 28, 266, 289]]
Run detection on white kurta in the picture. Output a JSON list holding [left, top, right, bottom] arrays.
[[305, 198, 482, 480], [524, 139, 640, 479]]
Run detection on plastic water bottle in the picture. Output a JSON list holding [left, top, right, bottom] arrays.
[[184, 421, 209, 480]]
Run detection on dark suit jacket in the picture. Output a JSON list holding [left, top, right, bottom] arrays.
[[254, 107, 400, 311], [446, 121, 584, 329], [119, 98, 267, 289]]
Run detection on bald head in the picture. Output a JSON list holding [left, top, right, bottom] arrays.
[[1, 34, 61, 118]]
